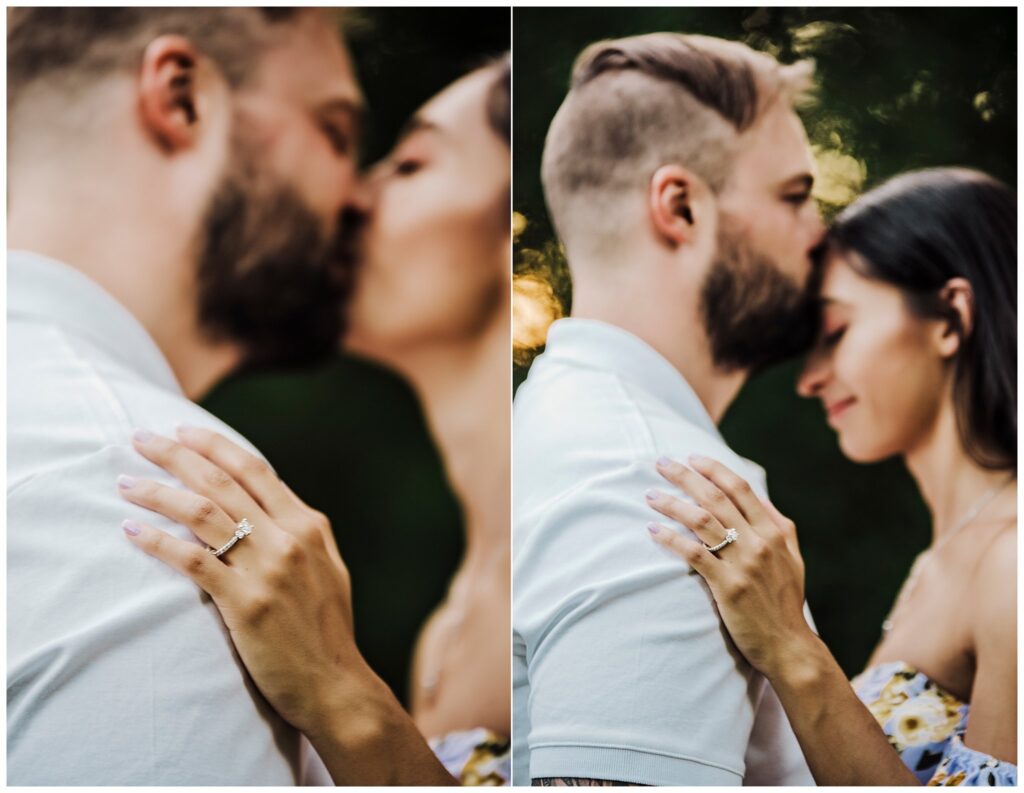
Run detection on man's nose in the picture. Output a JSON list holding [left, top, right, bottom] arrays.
[[796, 348, 830, 399], [806, 203, 826, 251], [345, 176, 373, 217]]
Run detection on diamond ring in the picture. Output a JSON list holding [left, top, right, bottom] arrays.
[[210, 518, 254, 558], [704, 527, 739, 554]]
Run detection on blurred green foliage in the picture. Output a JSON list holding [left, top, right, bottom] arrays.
[[513, 7, 1015, 677], [202, 7, 508, 705]]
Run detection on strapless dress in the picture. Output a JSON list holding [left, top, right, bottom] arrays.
[[430, 727, 510, 785], [851, 661, 1016, 785]]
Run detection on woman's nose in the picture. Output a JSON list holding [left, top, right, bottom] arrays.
[[796, 348, 831, 398]]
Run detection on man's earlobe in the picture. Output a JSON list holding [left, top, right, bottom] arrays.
[[138, 35, 202, 152], [649, 164, 704, 248]]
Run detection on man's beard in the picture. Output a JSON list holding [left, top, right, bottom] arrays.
[[194, 145, 360, 371], [700, 220, 820, 375]]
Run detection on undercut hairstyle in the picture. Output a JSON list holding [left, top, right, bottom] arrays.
[[823, 168, 1017, 471], [7, 7, 309, 114], [541, 33, 814, 261]]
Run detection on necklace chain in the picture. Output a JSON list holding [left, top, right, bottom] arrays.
[[881, 475, 1014, 634]]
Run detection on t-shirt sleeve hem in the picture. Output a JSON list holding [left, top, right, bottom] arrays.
[[529, 745, 743, 786]]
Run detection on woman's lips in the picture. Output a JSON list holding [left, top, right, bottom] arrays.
[[826, 397, 857, 422]]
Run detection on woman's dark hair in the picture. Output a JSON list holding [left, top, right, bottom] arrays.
[[485, 52, 510, 146], [824, 167, 1016, 470]]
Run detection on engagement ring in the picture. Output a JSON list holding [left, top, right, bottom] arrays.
[[704, 527, 738, 554], [210, 518, 254, 558]]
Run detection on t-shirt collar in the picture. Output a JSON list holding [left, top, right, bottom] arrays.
[[8, 250, 184, 395], [541, 317, 722, 439]]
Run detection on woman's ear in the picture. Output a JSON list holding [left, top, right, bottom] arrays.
[[138, 35, 203, 152], [935, 277, 974, 358], [648, 164, 711, 249]]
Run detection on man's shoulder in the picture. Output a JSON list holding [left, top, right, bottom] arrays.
[[8, 320, 254, 493]]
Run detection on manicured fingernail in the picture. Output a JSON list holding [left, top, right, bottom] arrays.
[[647, 522, 661, 535], [122, 519, 141, 536], [688, 454, 706, 465], [656, 456, 674, 467], [645, 488, 661, 501], [176, 423, 194, 435], [117, 475, 136, 490], [132, 428, 153, 443]]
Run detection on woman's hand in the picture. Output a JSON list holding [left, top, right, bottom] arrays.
[[117, 425, 363, 736], [644, 454, 817, 679]]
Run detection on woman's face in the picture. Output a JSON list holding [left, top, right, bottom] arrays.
[[345, 67, 510, 358], [796, 251, 956, 462]]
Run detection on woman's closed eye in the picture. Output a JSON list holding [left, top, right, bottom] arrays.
[[393, 158, 425, 176], [820, 326, 846, 348]]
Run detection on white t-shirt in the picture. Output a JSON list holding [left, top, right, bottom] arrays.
[[513, 318, 815, 786], [7, 251, 331, 785]]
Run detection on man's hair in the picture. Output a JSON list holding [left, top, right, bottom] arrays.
[[7, 7, 308, 113], [541, 33, 814, 261]]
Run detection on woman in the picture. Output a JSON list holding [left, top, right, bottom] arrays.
[[645, 168, 1016, 785], [117, 55, 511, 785]]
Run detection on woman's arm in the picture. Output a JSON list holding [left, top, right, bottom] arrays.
[[119, 427, 456, 785], [646, 455, 918, 785], [962, 527, 1016, 762]]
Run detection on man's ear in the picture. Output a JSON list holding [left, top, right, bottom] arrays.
[[138, 35, 203, 152], [934, 277, 974, 358], [648, 164, 712, 249]]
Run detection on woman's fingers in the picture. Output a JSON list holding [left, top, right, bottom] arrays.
[[174, 426, 299, 520], [131, 430, 269, 527], [646, 522, 719, 577], [118, 475, 238, 550], [684, 455, 770, 527], [645, 487, 732, 548], [121, 519, 230, 598], [655, 457, 748, 532]]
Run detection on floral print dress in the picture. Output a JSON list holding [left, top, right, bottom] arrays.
[[430, 727, 511, 785], [851, 661, 1016, 786]]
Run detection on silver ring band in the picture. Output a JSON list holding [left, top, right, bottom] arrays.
[[704, 527, 739, 554], [211, 518, 254, 558]]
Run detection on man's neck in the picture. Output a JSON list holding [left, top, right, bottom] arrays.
[[571, 277, 747, 425], [9, 195, 240, 401]]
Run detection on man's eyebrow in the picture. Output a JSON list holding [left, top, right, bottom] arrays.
[[316, 98, 365, 134], [780, 173, 814, 193]]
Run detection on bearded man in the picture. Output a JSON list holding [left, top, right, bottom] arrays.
[[512, 33, 824, 786]]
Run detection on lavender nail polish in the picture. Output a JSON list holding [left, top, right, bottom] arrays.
[[122, 519, 141, 536], [647, 522, 661, 535], [645, 488, 660, 501], [133, 429, 153, 443], [176, 423, 194, 436], [656, 456, 673, 467], [117, 475, 136, 490]]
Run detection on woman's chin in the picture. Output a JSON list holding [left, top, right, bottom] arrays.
[[837, 433, 897, 465]]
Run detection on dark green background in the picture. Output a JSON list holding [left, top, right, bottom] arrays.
[[202, 7, 509, 705], [513, 8, 1015, 677]]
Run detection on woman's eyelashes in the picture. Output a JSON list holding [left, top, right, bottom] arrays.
[[393, 158, 424, 176], [820, 325, 847, 348]]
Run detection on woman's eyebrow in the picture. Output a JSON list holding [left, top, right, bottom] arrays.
[[396, 115, 447, 144]]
